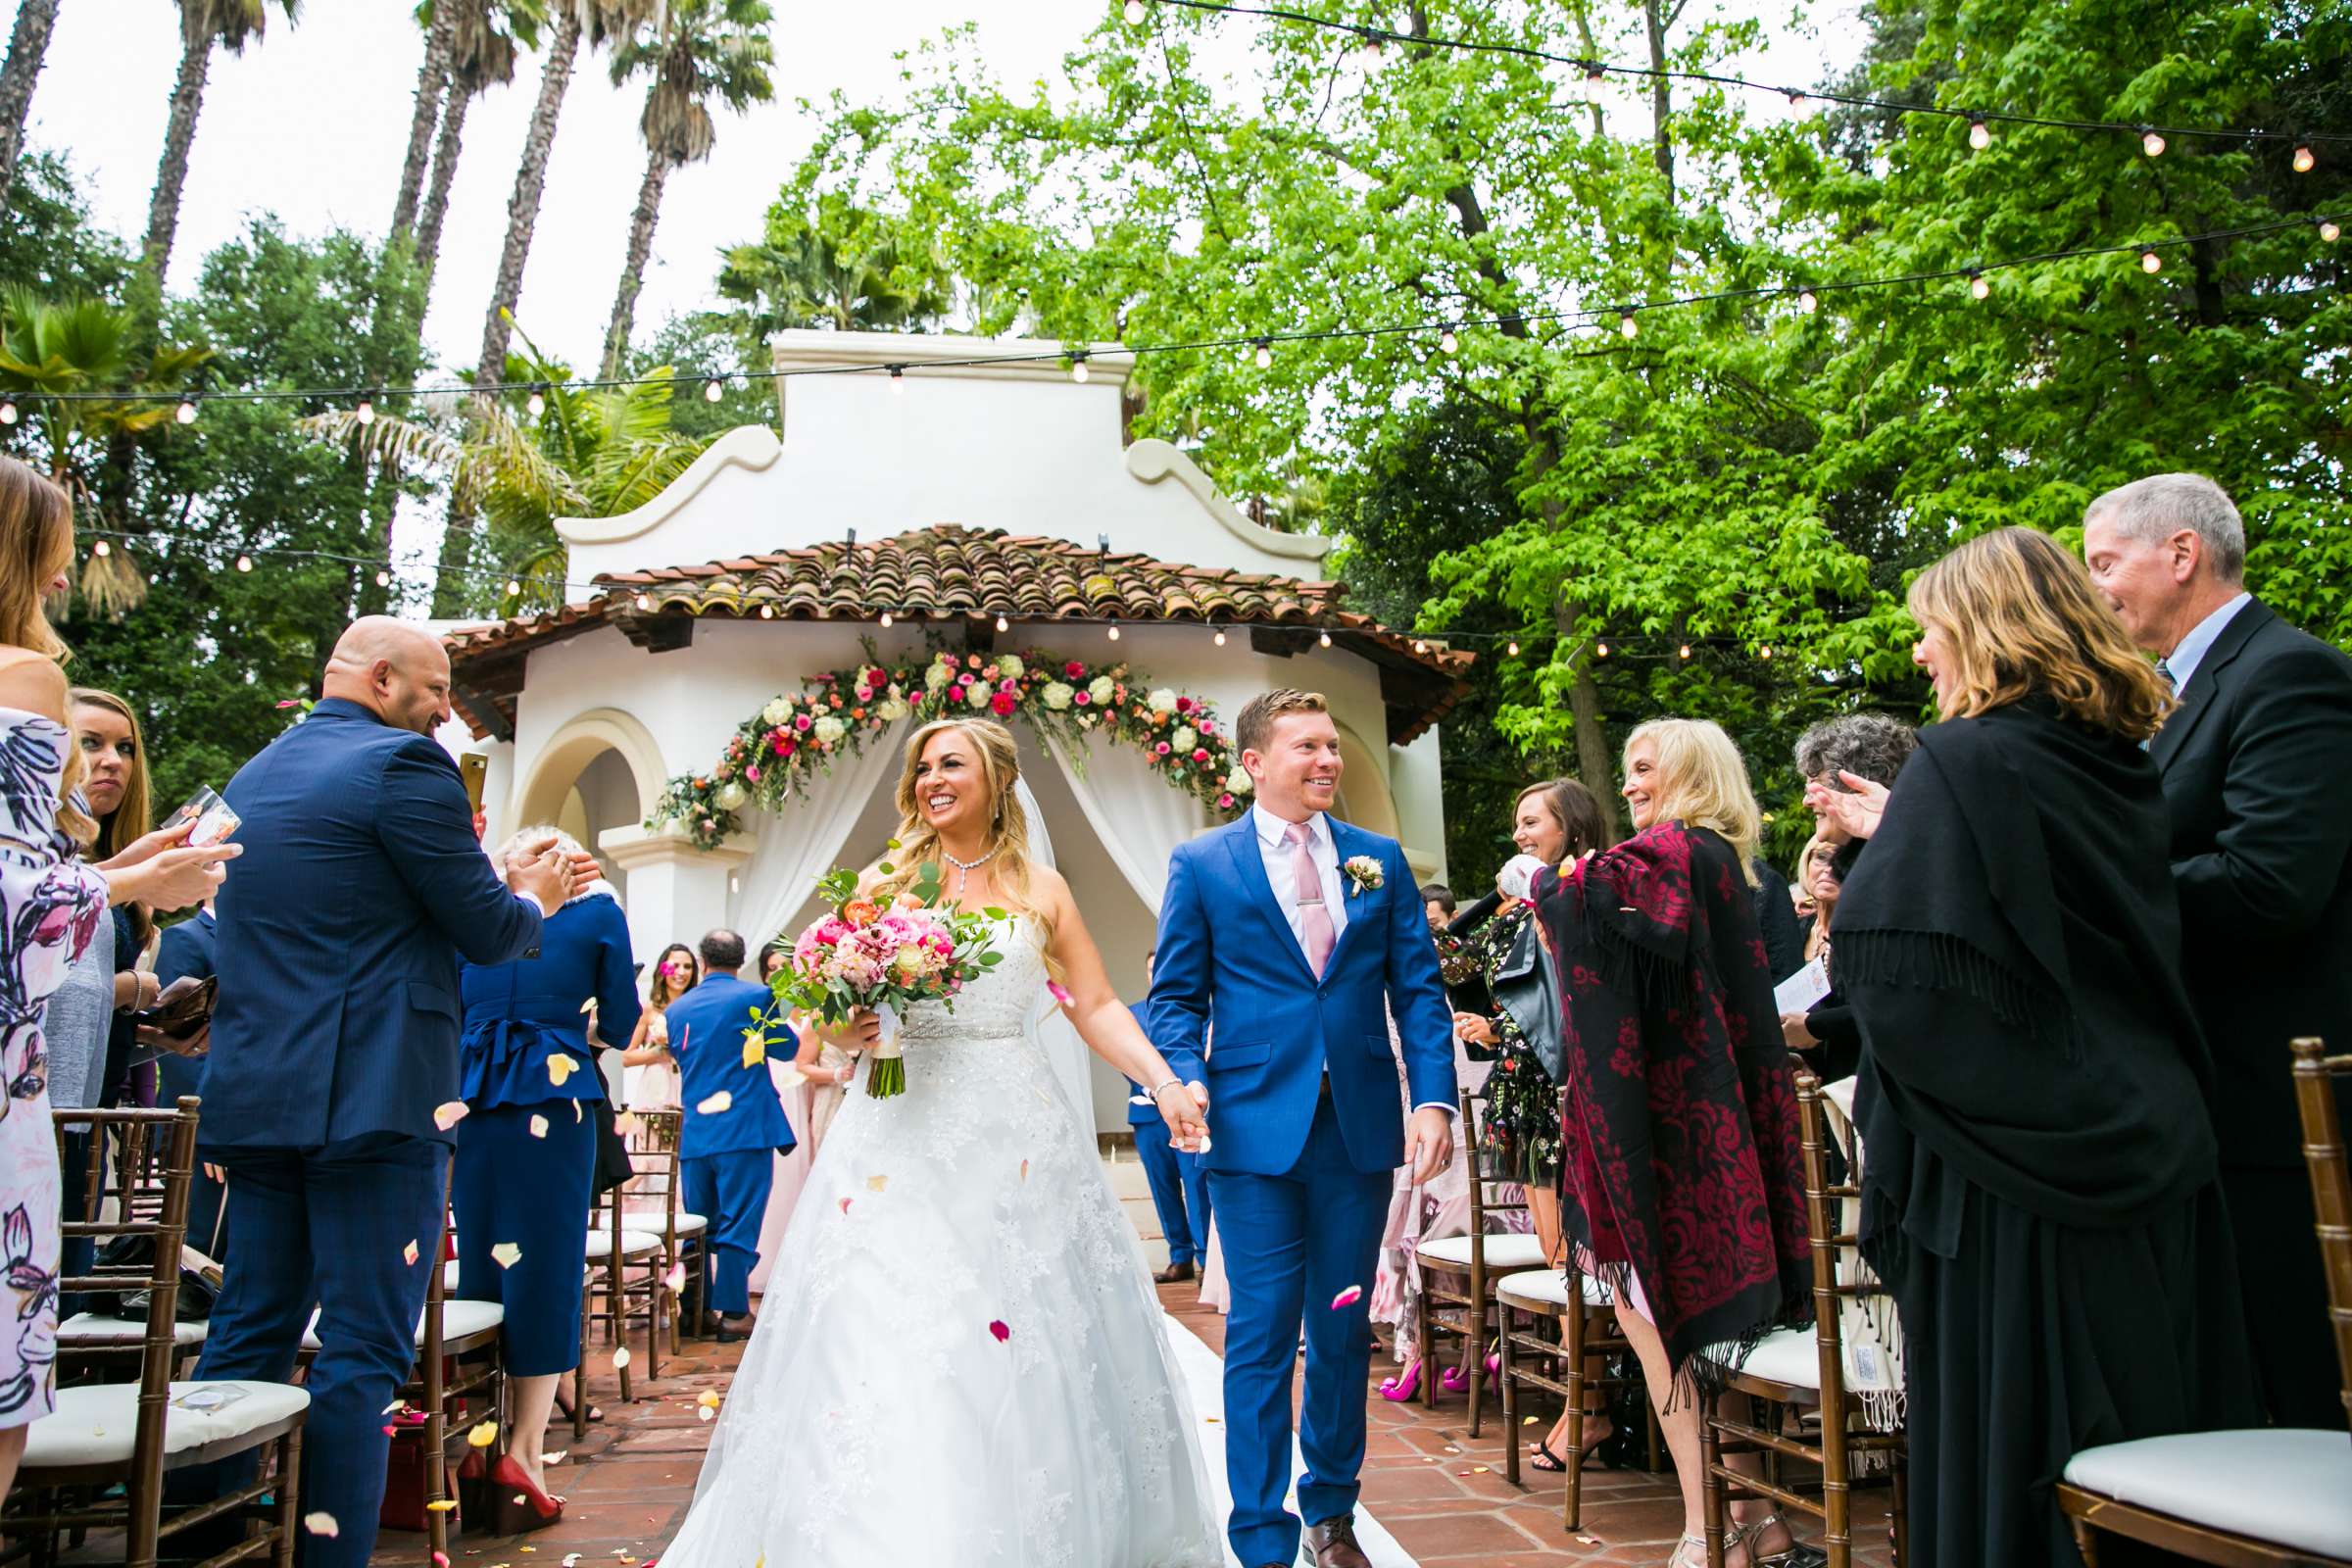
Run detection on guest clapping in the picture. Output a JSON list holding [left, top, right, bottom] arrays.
[[1509, 720, 1813, 1568], [2082, 473, 2352, 1428], [1833, 526, 2259, 1566], [621, 942, 697, 1108], [453, 827, 641, 1526]]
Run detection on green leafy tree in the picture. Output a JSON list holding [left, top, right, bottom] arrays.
[[714, 192, 954, 344]]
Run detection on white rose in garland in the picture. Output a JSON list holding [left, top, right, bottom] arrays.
[[1171, 725, 1198, 754], [964, 681, 993, 710], [812, 715, 847, 746], [1225, 768, 1254, 795], [1088, 676, 1115, 704], [760, 697, 794, 726], [713, 782, 749, 810], [1148, 687, 1179, 713], [1041, 682, 1074, 710], [925, 661, 953, 692], [875, 697, 910, 722], [997, 655, 1025, 679]]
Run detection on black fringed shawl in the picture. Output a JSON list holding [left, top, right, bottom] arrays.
[[1532, 821, 1813, 1384], [1835, 700, 2220, 1232]]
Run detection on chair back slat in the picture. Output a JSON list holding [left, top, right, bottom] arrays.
[[2288, 1037, 2352, 1432]]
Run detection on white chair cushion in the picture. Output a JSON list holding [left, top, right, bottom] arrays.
[[671, 1212, 708, 1237], [583, 1228, 663, 1260], [23, 1381, 308, 1469], [2062, 1429, 2352, 1560], [1417, 1233, 1549, 1271], [299, 1299, 507, 1351], [1718, 1327, 1821, 1391], [56, 1313, 208, 1348], [1493, 1267, 1614, 1309]]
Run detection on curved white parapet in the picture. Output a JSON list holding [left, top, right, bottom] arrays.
[[1124, 439, 1335, 564], [554, 424, 785, 548]]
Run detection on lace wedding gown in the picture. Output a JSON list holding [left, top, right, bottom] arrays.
[[661, 916, 1222, 1568]]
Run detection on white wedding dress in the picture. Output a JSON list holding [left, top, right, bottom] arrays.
[[660, 915, 1223, 1568]]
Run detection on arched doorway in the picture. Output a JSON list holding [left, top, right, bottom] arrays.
[[515, 708, 669, 900]]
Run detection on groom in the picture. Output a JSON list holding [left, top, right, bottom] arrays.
[[1151, 689, 1456, 1568]]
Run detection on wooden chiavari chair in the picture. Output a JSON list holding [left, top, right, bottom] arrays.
[[53, 1118, 214, 1382], [9, 1101, 309, 1568], [1495, 1262, 1651, 1530], [1413, 1085, 1548, 1438], [619, 1109, 707, 1350], [1699, 1072, 1906, 1568], [2056, 1038, 2352, 1567], [579, 1167, 664, 1419]]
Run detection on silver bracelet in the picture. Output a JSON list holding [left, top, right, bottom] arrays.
[[1146, 1078, 1184, 1104]]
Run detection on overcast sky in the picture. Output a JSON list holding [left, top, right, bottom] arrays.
[[15, 0, 1863, 376]]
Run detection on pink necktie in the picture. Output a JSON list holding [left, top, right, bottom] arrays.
[[1286, 820, 1336, 977]]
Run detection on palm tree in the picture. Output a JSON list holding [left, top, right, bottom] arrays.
[[144, 1, 303, 285], [416, 0, 543, 287], [598, 0, 774, 375], [0, 0, 61, 214], [714, 218, 953, 338], [389, 0, 457, 244], [308, 327, 710, 615]]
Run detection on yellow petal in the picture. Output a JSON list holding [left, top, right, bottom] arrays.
[[547, 1054, 577, 1087], [491, 1242, 522, 1269], [425, 1499, 460, 1513], [466, 1420, 498, 1447], [865, 1175, 888, 1193], [697, 1390, 720, 1407], [741, 1031, 765, 1069]]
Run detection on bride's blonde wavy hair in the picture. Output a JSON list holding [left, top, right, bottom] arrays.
[[872, 717, 1058, 952]]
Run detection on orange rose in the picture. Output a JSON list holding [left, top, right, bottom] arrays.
[[844, 900, 880, 927]]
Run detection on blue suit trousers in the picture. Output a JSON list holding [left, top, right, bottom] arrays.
[[682, 1149, 773, 1316], [1136, 1124, 1211, 1266], [181, 1135, 446, 1568], [453, 1102, 596, 1375], [1209, 1096, 1392, 1568]]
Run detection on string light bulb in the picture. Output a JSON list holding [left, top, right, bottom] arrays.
[[1785, 87, 1805, 107], [1797, 288, 1819, 315], [1070, 354, 1090, 383], [1439, 327, 1458, 355], [1968, 270, 1990, 300], [1506, 640, 1520, 656], [505, 577, 521, 597], [375, 568, 391, 587], [1968, 119, 1991, 150], [888, 365, 906, 394], [760, 604, 774, 619], [1318, 630, 1332, 648], [2140, 127, 2166, 158], [92, 539, 109, 557], [1678, 643, 1691, 660], [355, 396, 375, 425], [879, 611, 894, 627], [234, 554, 253, 572], [1582, 59, 1605, 83], [1107, 623, 1121, 642], [2140, 248, 2163, 273], [995, 613, 1009, 632], [1412, 639, 1427, 654], [1252, 338, 1273, 369], [1596, 641, 1609, 658], [526, 389, 546, 418], [2293, 143, 2316, 173], [1123, 0, 1145, 22], [0, 400, 16, 425], [1213, 628, 1227, 647], [1618, 312, 1640, 339], [175, 399, 198, 424], [634, 594, 652, 611], [704, 378, 723, 402], [1761, 645, 1774, 660], [2322, 220, 2341, 243]]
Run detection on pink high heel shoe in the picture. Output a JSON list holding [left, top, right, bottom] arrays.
[[1379, 1358, 1425, 1401], [1443, 1350, 1503, 1396]]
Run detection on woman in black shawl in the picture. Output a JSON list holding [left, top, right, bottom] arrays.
[[1516, 718, 1815, 1568], [1820, 526, 2260, 1567]]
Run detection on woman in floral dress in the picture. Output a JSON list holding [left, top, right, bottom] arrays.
[[0, 458, 115, 1493]]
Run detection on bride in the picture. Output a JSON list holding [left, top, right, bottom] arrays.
[[659, 716, 1223, 1568]]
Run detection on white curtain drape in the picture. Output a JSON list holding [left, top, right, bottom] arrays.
[[1012, 774, 1099, 1150], [1041, 728, 1211, 917], [729, 724, 905, 951]]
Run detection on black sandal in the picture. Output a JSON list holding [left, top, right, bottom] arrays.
[[1527, 1441, 1566, 1473], [553, 1389, 606, 1425]]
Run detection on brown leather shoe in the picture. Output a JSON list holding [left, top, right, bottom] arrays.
[[1305, 1515, 1371, 1568], [1152, 1259, 1197, 1285]]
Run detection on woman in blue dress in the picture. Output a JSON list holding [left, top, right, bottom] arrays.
[[453, 826, 641, 1529]]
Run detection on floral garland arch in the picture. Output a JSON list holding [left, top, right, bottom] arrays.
[[648, 643, 1252, 851]]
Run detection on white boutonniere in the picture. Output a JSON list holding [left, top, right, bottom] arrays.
[[1343, 856, 1385, 897]]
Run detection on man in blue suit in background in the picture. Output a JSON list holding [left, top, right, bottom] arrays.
[[187, 619, 580, 1566], [1126, 949, 1210, 1285], [1150, 689, 1455, 1568], [663, 928, 795, 1342]]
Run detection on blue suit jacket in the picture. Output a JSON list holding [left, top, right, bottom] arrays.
[[1149, 813, 1455, 1175], [666, 972, 796, 1159], [1124, 1002, 1162, 1127], [203, 698, 545, 1150], [152, 909, 216, 1105]]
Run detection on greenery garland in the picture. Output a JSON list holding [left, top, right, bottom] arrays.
[[647, 641, 1250, 850]]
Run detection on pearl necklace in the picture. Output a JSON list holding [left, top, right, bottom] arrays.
[[940, 843, 999, 897]]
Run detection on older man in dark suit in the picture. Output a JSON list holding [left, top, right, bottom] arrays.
[[186, 618, 581, 1565], [2084, 473, 2352, 1428]]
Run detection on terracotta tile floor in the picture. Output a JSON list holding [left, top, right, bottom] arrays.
[[368, 1286, 1896, 1568]]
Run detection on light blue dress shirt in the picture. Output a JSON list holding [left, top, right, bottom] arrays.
[[2163, 592, 2252, 695]]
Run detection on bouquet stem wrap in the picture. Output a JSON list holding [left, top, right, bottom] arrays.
[[866, 1002, 906, 1099]]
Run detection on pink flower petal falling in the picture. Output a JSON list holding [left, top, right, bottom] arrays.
[[431, 1101, 469, 1131], [401, 1240, 419, 1267], [1045, 980, 1074, 1008], [1330, 1284, 1363, 1310], [988, 1319, 1011, 1343]]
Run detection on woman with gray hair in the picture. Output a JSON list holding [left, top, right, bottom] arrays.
[[451, 825, 643, 1528]]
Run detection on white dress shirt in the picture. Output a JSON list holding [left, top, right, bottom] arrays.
[[1251, 803, 1348, 952], [2162, 591, 2252, 696]]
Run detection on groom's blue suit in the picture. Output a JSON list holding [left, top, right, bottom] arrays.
[[1151, 807, 1455, 1566]]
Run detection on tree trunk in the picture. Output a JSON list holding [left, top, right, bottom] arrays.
[[1642, 0, 1674, 197], [473, 9, 580, 390], [0, 0, 61, 213], [436, 8, 582, 615], [416, 80, 472, 288], [390, 0, 455, 244], [601, 149, 672, 378], [1553, 596, 1621, 844], [142, 7, 213, 283]]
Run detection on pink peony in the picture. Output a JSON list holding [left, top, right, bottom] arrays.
[[1193, 748, 1210, 762], [1155, 741, 1172, 756], [795, 713, 813, 731], [1074, 691, 1091, 705], [990, 691, 1016, 716]]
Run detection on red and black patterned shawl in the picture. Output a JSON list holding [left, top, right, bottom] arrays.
[[1532, 819, 1813, 1383]]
